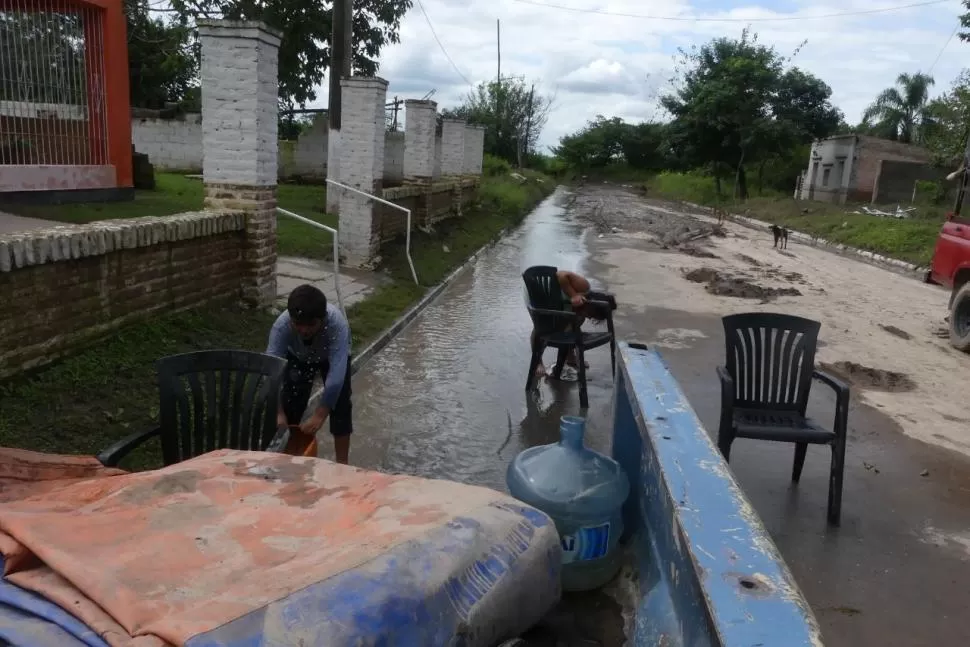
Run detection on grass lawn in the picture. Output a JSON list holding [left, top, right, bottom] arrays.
[[5, 172, 336, 260], [645, 172, 947, 267], [0, 173, 554, 469]]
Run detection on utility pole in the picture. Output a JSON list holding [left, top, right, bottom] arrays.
[[521, 84, 535, 168], [325, 0, 353, 213], [496, 19, 502, 158], [496, 19, 501, 85], [391, 96, 401, 131], [328, 0, 353, 133]]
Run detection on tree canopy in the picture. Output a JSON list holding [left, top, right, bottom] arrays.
[[860, 72, 935, 144], [554, 117, 669, 171], [168, 0, 411, 108], [125, 0, 197, 110], [443, 77, 552, 165], [659, 29, 841, 198]]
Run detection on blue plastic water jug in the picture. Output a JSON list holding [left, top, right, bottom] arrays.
[[506, 415, 630, 591]]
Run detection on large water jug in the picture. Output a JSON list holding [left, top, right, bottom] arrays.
[[506, 415, 630, 591]]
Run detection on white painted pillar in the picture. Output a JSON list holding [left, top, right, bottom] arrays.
[[440, 118, 466, 177], [198, 19, 281, 306], [462, 124, 486, 176], [403, 99, 437, 180], [336, 77, 388, 267]]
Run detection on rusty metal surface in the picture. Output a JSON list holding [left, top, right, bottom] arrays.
[[612, 343, 822, 647]]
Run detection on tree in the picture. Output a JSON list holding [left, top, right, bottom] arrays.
[[554, 117, 668, 170], [443, 77, 552, 164], [923, 70, 970, 165], [860, 72, 935, 144], [125, 0, 198, 109], [661, 29, 841, 199], [169, 0, 411, 108]]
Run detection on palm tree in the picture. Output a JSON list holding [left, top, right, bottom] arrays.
[[861, 72, 935, 143]]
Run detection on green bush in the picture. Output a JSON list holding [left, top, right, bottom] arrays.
[[914, 179, 947, 205], [647, 171, 723, 205], [483, 154, 513, 177]]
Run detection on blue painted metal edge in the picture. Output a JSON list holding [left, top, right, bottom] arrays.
[[611, 342, 823, 647]]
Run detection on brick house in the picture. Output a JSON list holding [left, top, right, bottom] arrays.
[[796, 134, 942, 205]]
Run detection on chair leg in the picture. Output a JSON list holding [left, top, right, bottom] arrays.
[[552, 348, 568, 380], [792, 442, 808, 483], [576, 346, 589, 409], [609, 339, 616, 381], [827, 438, 847, 526], [717, 427, 734, 461], [525, 349, 543, 392]]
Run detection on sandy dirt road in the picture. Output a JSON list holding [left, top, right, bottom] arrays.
[[572, 183, 970, 458]]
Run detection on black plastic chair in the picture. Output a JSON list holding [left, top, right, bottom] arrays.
[[98, 350, 287, 467], [522, 265, 616, 409], [717, 313, 850, 525]]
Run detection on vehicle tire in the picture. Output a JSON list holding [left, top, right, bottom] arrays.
[[949, 282, 970, 352]]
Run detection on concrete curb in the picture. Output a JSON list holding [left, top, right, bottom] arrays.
[[683, 201, 927, 279]]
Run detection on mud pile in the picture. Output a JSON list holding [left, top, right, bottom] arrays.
[[684, 268, 802, 301]]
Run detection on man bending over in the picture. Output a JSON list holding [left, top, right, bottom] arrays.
[[266, 284, 353, 464]]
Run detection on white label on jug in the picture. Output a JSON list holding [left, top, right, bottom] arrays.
[[561, 523, 611, 564]]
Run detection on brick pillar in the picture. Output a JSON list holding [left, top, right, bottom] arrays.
[[337, 77, 388, 267], [433, 135, 442, 179], [440, 118, 467, 177], [463, 124, 486, 175], [198, 19, 281, 307], [403, 99, 437, 181]]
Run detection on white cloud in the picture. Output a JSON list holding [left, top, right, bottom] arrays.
[[307, 0, 967, 150]]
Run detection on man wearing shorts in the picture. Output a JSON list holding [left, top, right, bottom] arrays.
[[266, 284, 353, 463]]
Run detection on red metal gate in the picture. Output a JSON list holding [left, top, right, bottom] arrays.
[[0, 0, 131, 194]]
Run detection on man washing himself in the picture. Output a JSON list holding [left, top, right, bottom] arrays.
[[266, 284, 353, 463]]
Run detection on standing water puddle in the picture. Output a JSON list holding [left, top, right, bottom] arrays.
[[351, 187, 615, 491]]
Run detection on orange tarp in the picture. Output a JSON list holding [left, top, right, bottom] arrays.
[[0, 448, 508, 646]]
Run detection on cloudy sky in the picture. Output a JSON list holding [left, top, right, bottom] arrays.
[[307, 0, 965, 151]]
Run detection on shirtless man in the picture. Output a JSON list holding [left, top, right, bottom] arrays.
[[532, 269, 612, 378]]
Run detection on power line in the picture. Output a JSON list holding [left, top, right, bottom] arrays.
[[509, 0, 952, 23], [415, 0, 474, 88], [928, 23, 960, 74]]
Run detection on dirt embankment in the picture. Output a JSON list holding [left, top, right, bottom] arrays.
[[571, 183, 970, 456]]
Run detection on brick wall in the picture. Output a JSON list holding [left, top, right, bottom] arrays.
[[377, 178, 478, 243], [0, 212, 247, 379], [872, 159, 946, 204], [854, 136, 932, 202], [131, 115, 203, 171]]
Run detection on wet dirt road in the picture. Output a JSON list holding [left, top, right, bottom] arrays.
[[345, 184, 970, 645]]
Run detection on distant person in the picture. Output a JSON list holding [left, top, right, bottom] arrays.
[[532, 269, 613, 378], [266, 284, 353, 464]]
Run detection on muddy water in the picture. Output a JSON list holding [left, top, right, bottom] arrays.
[[351, 187, 617, 491]]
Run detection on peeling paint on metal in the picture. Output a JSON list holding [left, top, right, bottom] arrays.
[[612, 342, 823, 647]]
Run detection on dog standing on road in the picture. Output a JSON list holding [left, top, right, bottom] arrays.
[[770, 224, 789, 249]]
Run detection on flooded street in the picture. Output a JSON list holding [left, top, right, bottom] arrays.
[[349, 188, 617, 491], [339, 183, 970, 645]]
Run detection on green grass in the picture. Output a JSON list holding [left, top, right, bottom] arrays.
[[645, 171, 946, 267], [5, 172, 336, 260], [0, 172, 554, 468], [0, 304, 276, 471]]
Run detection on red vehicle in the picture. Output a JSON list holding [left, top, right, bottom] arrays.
[[929, 152, 970, 350]]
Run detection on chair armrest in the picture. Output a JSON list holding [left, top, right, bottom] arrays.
[[813, 369, 849, 397], [96, 427, 162, 467], [527, 306, 582, 320], [813, 369, 850, 437]]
